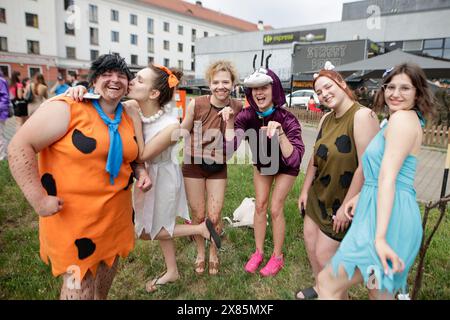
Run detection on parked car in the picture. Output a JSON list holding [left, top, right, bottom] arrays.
[[285, 89, 320, 108]]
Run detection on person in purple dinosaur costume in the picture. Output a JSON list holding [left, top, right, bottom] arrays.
[[220, 67, 305, 277]]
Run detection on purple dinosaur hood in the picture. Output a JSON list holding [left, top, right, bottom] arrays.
[[244, 69, 287, 112]]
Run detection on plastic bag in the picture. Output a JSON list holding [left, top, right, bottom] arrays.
[[223, 197, 256, 228]]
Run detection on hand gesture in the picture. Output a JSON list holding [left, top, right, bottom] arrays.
[[65, 85, 88, 102], [217, 106, 234, 122], [298, 192, 307, 217], [343, 193, 359, 220], [136, 173, 152, 192], [332, 205, 350, 233], [264, 121, 283, 138], [35, 195, 64, 217], [375, 238, 405, 275]]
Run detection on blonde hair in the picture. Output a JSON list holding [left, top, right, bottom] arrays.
[[205, 60, 238, 85]]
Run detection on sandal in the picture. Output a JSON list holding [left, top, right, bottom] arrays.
[[194, 259, 206, 275], [205, 218, 221, 249], [295, 286, 318, 300], [209, 259, 220, 276], [145, 271, 175, 293]]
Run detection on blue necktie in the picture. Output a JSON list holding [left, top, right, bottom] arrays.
[[92, 99, 124, 185]]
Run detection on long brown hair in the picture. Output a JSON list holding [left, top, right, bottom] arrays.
[[33, 73, 47, 96], [313, 69, 355, 101], [149, 64, 183, 107], [11, 71, 21, 87], [373, 63, 436, 118]]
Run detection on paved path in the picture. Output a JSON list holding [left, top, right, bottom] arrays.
[[4, 118, 448, 202], [300, 125, 449, 202]]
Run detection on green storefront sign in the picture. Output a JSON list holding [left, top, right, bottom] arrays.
[[263, 29, 326, 45]]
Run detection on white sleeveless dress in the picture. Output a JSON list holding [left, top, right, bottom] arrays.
[[133, 112, 190, 239]]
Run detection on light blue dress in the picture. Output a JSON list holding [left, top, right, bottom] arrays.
[[330, 114, 424, 294]]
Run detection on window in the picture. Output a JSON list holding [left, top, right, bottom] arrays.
[[131, 54, 138, 65], [148, 56, 154, 64], [0, 65, 9, 78], [191, 29, 196, 42], [25, 13, 38, 28], [89, 4, 98, 23], [111, 9, 119, 22], [422, 49, 443, 58], [204, 31, 208, 38], [66, 47, 76, 59], [403, 40, 422, 52], [424, 38, 443, 49], [0, 37, 7, 51], [178, 60, 184, 70], [148, 38, 154, 53], [191, 60, 195, 71], [178, 25, 183, 35], [111, 31, 119, 42], [445, 38, 450, 49], [90, 50, 99, 61], [164, 40, 170, 50], [164, 22, 170, 32], [90, 27, 99, 45], [130, 14, 137, 26], [0, 8, 6, 23], [147, 18, 154, 34], [27, 40, 40, 54], [178, 43, 183, 52], [163, 58, 169, 67], [191, 45, 195, 55], [65, 22, 75, 35], [444, 49, 450, 59], [64, 0, 74, 10], [29, 66, 42, 78], [131, 34, 138, 45]]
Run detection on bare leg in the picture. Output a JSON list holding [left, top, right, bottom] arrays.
[[315, 230, 340, 272], [253, 167, 274, 254], [184, 177, 207, 273], [317, 264, 363, 300], [270, 174, 296, 257], [94, 257, 119, 300], [297, 218, 339, 299], [303, 215, 321, 278], [205, 178, 227, 275], [152, 220, 213, 240], [146, 239, 180, 292], [60, 270, 95, 300]]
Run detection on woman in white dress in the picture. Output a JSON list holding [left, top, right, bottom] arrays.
[[66, 64, 221, 293]]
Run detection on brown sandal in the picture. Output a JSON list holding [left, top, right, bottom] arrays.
[[209, 259, 220, 275], [194, 259, 206, 275]]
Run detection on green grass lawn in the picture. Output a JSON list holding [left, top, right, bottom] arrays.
[[0, 160, 448, 300]]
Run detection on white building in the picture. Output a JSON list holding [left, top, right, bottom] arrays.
[[195, 0, 450, 85], [0, 0, 265, 82]]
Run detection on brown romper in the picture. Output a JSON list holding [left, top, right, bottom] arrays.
[[182, 95, 243, 179]]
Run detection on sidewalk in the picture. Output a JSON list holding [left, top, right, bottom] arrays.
[[4, 118, 448, 202], [300, 125, 450, 202]]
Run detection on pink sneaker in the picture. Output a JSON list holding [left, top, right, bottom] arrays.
[[244, 250, 264, 273], [259, 254, 284, 277]]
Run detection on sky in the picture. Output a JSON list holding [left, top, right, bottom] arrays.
[[184, 0, 361, 29]]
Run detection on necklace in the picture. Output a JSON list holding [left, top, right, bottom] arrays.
[[138, 108, 164, 124]]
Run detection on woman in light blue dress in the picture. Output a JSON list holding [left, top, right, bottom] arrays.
[[317, 63, 436, 299]]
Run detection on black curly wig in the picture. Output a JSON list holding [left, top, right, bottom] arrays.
[[88, 54, 133, 87]]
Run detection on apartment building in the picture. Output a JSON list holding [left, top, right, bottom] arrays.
[[0, 0, 264, 83]]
